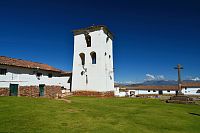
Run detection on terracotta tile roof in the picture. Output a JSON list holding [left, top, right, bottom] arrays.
[[182, 82, 200, 88], [126, 85, 179, 91], [0, 56, 71, 75], [125, 83, 200, 91]]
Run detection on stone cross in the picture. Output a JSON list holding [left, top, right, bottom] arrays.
[[174, 64, 183, 94]]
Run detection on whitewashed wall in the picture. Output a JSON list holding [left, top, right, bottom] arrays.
[[114, 88, 178, 97], [114, 87, 200, 97], [0, 65, 70, 89], [72, 29, 114, 92], [130, 90, 177, 95], [182, 88, 200, 95], [130, 89, 200, 96], [114, 87, 127, 97]]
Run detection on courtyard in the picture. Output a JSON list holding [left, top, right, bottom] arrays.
[[0, 96, 200, 133]]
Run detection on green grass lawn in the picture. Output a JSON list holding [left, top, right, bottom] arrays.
[[0, 96, 200, 133]]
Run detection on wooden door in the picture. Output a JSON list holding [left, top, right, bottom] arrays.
[[39, 84, 45, 96], [10, 84, 18, 96]]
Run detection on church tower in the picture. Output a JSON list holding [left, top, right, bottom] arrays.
[[72, 25, 114, 92]]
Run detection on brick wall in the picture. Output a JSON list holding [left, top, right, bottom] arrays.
[[73, 91, 114, 97], [45, 86, 62, 98], [0, 88, 9, 96], [19, 86, 39, 97]]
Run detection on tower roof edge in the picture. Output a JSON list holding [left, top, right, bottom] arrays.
[[73, 25, 114, 40]]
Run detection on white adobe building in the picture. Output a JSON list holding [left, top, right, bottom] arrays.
[[0, 56, 71, 96], [72, 25, 114, 92], [115, 84, 200, 97], [181, 87, 200, 95]]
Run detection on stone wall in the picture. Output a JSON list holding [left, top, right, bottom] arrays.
[[19, 86, 39, 97], [0, 88, 9, 96], [0, 86, 62, 98], [45, 86, 62, 98], [18, 86, 62, 98], [73, 91, 114, 97]]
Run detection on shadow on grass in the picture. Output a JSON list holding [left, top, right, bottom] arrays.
[[189, 112, 200, 116]]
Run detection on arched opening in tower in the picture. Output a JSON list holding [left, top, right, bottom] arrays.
[[79, 53, 85, 66], [84, 33, 91, 47], [90, 52, 96, 64]]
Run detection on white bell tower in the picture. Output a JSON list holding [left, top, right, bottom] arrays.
[[72, 25, 114, 92]]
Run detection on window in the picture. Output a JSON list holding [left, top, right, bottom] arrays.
[[36, 73, 42, 80], [148, 90, 150, 92], [48, 73, 52, 78], [153, 90, 156, 92], [84, 33, 91, 47], [109, 55, 111, 59], [0, 68, 7, 75], [79, 53, 85, 66], [167, 90, 170, 92], [90, 52, 96, 64], [36, 73, 42, 77]]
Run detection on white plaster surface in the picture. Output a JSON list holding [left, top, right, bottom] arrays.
[[72, 29, 114, 92], [0, 65, 70, 89]]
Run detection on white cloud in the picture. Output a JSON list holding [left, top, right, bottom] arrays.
[[114, 80, 140, 85], [145, 74, 155, 81], [145, 74, 165, 81], [188, 76, 200, 81], [124, 81, 136, 84], [157, 75, 165, 80], [115, 74, 166, 84], [193, 77, 200, 81]]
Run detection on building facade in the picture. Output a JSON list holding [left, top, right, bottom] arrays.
[[115, 84, 200, 97], [71, 25, 114, 92], [0, 56, 71, 97], [114, 86, 178, 97]]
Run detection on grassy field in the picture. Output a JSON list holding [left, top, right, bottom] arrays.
[[0, 96, 200, 133]]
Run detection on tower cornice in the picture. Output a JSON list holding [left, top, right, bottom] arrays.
[[73, 25, 113, 40]]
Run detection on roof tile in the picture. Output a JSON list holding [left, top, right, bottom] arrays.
[[0, 56, 71, 75]]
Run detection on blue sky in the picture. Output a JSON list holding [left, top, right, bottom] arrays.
[[0, 0, 200, 83]]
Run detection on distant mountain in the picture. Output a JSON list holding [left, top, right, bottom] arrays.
[[142, 80, 177, 86], [182, 80, 200, 82], [142, 80, 200, 86], [116, 80, 200, 87]]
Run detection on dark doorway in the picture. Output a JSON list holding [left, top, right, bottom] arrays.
[[39, 84, 45, 96], [158, 90, 163, 95], [10, 84, 18, 96]]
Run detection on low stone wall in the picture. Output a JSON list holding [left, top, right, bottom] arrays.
[[45, 86, 62, 98], [0, 88, 9, 96], [0, 86, 62, 98], [73, 91, 114, 97], [19, 86, 39, 97], [18, 86, 62, 98]]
